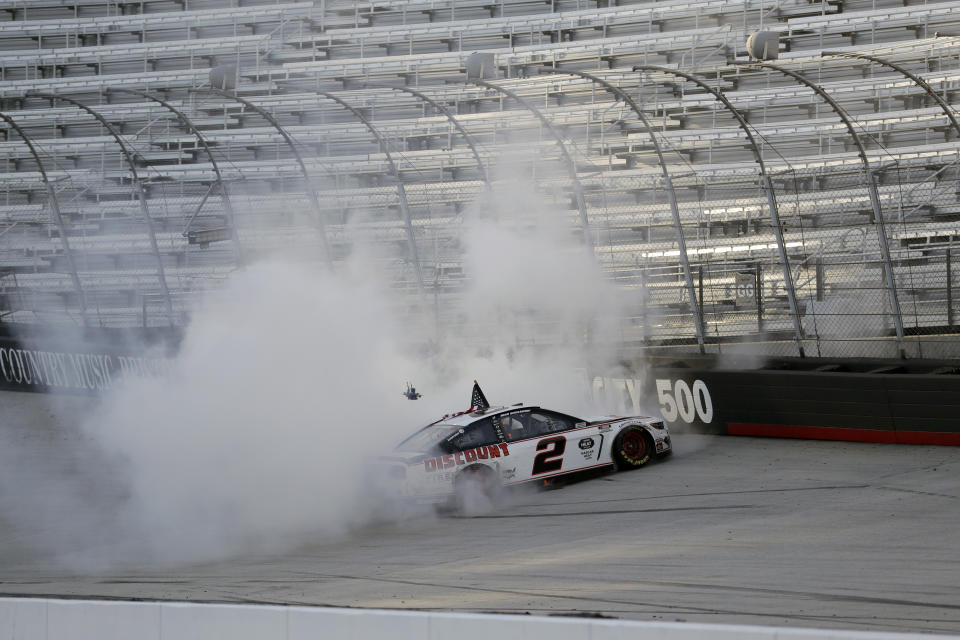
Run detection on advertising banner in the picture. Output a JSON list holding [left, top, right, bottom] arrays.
[[0, 324, 179, 394]]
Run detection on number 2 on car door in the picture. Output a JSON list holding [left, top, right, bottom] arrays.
[[532, 436, 566, 475]]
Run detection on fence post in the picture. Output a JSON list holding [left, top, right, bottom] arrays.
[[756, 263, 764, 332], [816, 259, 825, 302], [640, 266, 648, 340], [698, 266, 704, 310], [948, 247, 954, 327]]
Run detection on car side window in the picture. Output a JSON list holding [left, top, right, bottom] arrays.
[[446, 418, 498, 451], [493, 409, 530, 442], [497, 410, 531, 443], [527, 411, 575, 437]]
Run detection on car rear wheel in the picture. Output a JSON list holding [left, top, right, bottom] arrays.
[[453, 465, 500, 516], [612, 425, 653, 470]]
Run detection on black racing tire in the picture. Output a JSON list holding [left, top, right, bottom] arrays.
[[612, 425, 654, 470], [453, 465, 501, 516]]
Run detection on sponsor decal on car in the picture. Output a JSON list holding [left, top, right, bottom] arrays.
[[444, 428, 467, 444], [578, 437, 596, 460], [422, 443, 510, 472], [428, 471, 455, 484]]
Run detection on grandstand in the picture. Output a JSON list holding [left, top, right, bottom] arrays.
[[1, 0, 959, 359]]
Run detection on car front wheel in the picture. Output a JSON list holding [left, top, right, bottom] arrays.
[[612, 425, 653, 470]]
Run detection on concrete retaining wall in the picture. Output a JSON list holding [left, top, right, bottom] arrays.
[[3, 320, 960, 446], [594, 365, 960, 444], [1, 598, 954, 640]]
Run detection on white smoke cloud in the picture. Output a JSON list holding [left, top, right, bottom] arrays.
[[426, 172, 627, 417], [71, 260, 420, 567], [1, 174, 635, 570]]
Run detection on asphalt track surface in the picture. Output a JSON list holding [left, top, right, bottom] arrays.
[[2, 395, 960, 635]]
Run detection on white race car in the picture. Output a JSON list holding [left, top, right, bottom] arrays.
[[379, 382, 671, 512]]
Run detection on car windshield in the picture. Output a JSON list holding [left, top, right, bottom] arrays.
[[395, 423, 460, 453]]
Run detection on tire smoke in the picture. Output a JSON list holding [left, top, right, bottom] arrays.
[[2, 178, 634, 570]]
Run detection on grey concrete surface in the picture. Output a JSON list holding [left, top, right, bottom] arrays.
[[1, 391, 959, 635]]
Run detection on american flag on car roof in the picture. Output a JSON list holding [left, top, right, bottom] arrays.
[[470, 380, 490, 411]]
